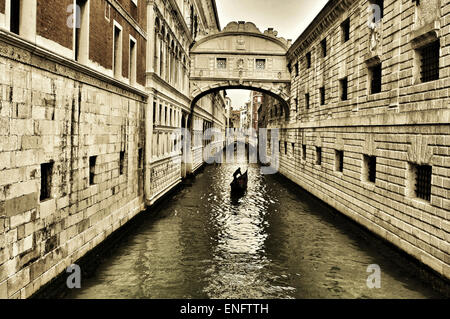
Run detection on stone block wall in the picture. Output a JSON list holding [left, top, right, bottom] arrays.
[[277, 0, 450, 279]]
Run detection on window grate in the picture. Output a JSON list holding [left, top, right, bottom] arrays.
[[415, 165, 432, 201], [370, 63, 382, 94], [302, 145, 307, 161], [306, 52, 311, 68], [420, 41, 439, 83]]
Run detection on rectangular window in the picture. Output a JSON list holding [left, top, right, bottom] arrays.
[[10, 0, 21, 35], [335, 150, 344, 172], [419, 41, 440, 83], [75, 0, 89, 63], [319, 87, 325, 105], [369, 63, 382, 94], [217, 58, 227, 69], [316, 147, 322, 165], [129, 37, 137, 85], [292, 143, 295, 156], [113, 24, 123, 78], [341, 18, 350, 43], [306, 52, 311, 69], [89, 156, 97, 185], [305, 93, 310, 109], [321, 38, 327, 57], [284, 141, 287, 155], [256, 59, 266, 70], [40, 162, 53, 202], [119, 151, 125, 175], [370, 0, 384, 20], [295, 62, 299, 76], [364, 155, 376, 183], [302, 145, 307, 161], [340, 77, 348, 101], [411, 164, 432, 201]]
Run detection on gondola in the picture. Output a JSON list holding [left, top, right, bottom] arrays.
[[230, 168, 248, 193]]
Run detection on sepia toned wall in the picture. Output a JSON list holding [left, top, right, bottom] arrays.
[[270, 0, 450, 279]]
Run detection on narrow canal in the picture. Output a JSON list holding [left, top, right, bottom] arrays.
[[65, 161, 444, 299]]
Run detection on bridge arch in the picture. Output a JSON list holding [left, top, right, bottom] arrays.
[[189, 21, 292, 119]]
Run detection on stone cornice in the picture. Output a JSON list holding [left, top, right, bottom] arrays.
[[287, 0, 356, 61], [0, 31, 148, 100]]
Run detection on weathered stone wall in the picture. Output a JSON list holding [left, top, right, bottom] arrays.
[[276, 0, 450, 279], [0, 36, 147, 298]]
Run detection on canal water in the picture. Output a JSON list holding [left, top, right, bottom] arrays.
[[65, 161, 444, 299]]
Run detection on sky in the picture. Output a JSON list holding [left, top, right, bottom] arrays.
[[215, 0, 329, 108]]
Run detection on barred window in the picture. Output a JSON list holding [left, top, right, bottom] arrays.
[[284, 141, 287, 155], [364, 155, 376, 183], [295, 62, 299, 76], [302, 145, 307, 161], [335, 150, 344, 172], [316, 147, 322, 165], [256, 59, 266, 70], [305, 93, 310, 109], [419, 41, 440, 83], [340, 77, 348, 101], [369, 63, 382, 94], [414, 164, 432, 201], [217, 58, 227, 69]]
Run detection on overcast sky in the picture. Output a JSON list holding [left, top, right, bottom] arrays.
[[215, 0, 329, 108]]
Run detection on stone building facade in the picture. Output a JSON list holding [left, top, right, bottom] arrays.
[[0, 0, 226, 298], [264, 0, 449, 279]]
